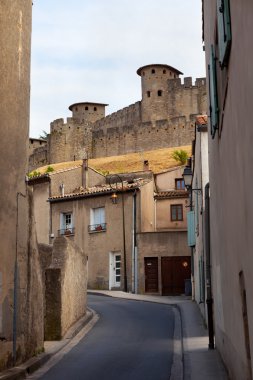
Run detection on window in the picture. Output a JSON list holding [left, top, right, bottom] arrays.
[[94, 107, 97, 111], [217, 0, 231, 67], [151, 69, 155, 74], [171, 204, 183, 221], [175, 178, 185, 190], [157, 90, 162, 97], [208, 45, 219, 138], [89, 207, 106, 232], [59, 212, 74, 235], [85, 106, 89, 110], [147, 91, 151, 98], [163, 69, 166, 74]]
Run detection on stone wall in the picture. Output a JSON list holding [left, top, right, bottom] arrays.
[[44, 237, 87, 340], [49, 118, 93, 164], [0, 1, 44, 370], [29, 75, 206, 168]]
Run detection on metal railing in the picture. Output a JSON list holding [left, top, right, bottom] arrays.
[[58, 227, 75, 236], [88, 223, 106, 233]]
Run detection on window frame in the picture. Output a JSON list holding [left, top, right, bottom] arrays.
[[171, 204, 183, 222], [175, 178, 185, 190]]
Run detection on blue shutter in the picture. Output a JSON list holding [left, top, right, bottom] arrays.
[[187, 211, 196, 247], [217, 0, 232, 67], [208, 45, 219, 138]]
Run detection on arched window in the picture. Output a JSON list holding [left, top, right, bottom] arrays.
[[85, 106, 89, 110], [94, 107, 97, 111], [158, 90, 162, 97], [163, 69, 166, 74], [151, 69, 155, 74]]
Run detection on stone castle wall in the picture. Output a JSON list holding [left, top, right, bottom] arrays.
[[29, 73, 207, 170], [49, 118, 92, 164]]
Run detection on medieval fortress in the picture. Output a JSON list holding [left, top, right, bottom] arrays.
[[29, 64, 207, 170]]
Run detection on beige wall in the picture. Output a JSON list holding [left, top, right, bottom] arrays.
[[140, 181, 155, 232], [50, 167, 82, 196], [33, 181, 50, 244], [137, 231, 190, 294], [155, 167, 184, 191], [204, 1, 253, 379], [156, 198, 188, 230], [50, 191, 138, 291]]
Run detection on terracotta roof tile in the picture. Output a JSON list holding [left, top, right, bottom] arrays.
[[196, 115, 207, 125], [49, 179, 150, 202], [155, 190, 189, 199]]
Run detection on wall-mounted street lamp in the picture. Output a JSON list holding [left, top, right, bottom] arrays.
[[109, 174, 128, 292], [182, 165, 202, 194]]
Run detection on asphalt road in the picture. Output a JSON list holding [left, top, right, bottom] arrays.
[[37, 294, 175, 380]]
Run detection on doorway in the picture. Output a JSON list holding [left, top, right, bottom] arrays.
[[144, 257, 158, 293], [109, 252, 121, 289], [161, 256, 191, 295]]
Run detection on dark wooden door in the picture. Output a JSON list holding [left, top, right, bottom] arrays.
[[145, 257, 158, 293], [161, 256, 191, 295]]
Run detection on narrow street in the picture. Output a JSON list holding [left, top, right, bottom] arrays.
[[31, 294, 175, 380]]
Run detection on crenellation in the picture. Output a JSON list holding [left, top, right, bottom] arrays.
[[29, 64, 207, 170]]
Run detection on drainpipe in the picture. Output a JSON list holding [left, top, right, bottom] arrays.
[[133, 191, 137, 293], [205, 183, 215, 349]]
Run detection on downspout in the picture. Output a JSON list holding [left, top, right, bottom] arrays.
[[133, 191, 137, 293], [205, 183, 215, 349], [131, 190, 137, 293]]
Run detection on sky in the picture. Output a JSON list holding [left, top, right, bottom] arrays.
[[30, 0, 205, 138]]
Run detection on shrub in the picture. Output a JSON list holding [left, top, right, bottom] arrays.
[[171, 149, 188, 165]]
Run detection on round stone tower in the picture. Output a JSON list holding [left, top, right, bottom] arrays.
[[137, 64, 183, 123], [69, 102, 108, 123]]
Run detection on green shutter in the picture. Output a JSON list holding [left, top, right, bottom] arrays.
[[187, 211, 196, 247], [208, 45, 219, 138], [217, 0, 232, 67]]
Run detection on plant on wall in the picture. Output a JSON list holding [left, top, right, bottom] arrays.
[[171, 149, 188, 165]]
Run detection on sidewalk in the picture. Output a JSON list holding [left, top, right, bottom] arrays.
[[0, 291, 228, 380]]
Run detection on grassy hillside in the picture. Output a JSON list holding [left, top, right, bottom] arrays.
[[34, 145, 191, 176]]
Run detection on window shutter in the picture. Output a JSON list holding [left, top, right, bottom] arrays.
[[187, 211, 196, 247], [217, 0, 232, 67], [208, 45, 219, 138]]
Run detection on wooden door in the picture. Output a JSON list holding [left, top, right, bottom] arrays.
[[145, 257, 158, 293], [161, 256, 191, 295]]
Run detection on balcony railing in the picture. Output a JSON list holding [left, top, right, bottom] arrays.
[[88, 223, 106, 233], [58, 227, 75, 237]]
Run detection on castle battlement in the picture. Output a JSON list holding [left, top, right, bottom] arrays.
[[92, 102, 141, 131], [29, 64, 207, 170], [168, 76, 206, 90]]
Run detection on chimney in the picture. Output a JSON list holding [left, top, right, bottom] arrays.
[[143, 160, 149, 171], [82, 158, 88, 188]]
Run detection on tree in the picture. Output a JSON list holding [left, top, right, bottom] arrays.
[[39, 130, 48, 140], [171, 149, 188, 165]]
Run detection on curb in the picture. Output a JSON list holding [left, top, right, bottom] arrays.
[[169, 305, 184, 380], [0, 309, 95, 380]]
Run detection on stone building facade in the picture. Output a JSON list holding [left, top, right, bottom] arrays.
[[0, 1, 44, 370], [29, 64, 207, 170]]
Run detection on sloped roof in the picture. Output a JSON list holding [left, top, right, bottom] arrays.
[[154, 190, 189, 199], [49, 178, 150, 202]]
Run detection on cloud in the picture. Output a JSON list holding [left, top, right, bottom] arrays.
[[30, 0, 205, 137]]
